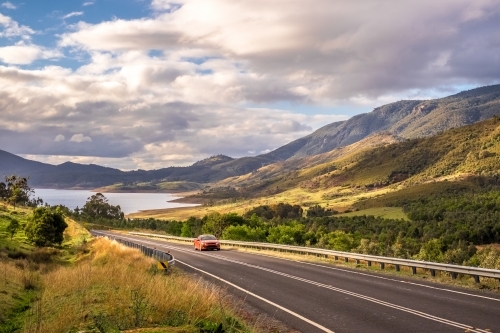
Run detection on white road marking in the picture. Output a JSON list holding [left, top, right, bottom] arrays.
[[98, 232, 494, 333], [235, 249, 500, 303], [190, 252, 492, 333], [176, 259, 336, 333], [124, 233, 500, 303]]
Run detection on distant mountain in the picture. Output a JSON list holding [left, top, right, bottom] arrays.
[[2, 84, 500, 190], [267, 84, 500, 159], [0, 151, 274, 188], [0, 149, 53, 175]]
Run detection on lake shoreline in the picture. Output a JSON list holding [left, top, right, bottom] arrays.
[[33, 188, 199, 215]]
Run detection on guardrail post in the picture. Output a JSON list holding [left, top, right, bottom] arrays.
[[126, 231, 500, 282]]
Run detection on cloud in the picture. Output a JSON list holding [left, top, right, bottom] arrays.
[[1, 2, 16, 9], [0, 42, 62, 65], [82, 2, 94, 6], [54, 134, 65, 142], [69, 134, 92, 143], [269, 120, 312, 134], [0, 0, 499, 170], [62, 11, 84, 20], [0, 13, 35, 39], [60, 0, 500, 101]]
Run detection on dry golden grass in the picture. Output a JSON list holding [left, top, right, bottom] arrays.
[[127, 184, 398, 220], [21, 238, 252, 333]]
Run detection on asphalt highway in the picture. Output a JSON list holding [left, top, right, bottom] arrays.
[[95, 231, 500, 333]]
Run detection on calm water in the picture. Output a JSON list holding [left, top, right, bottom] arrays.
[[33, 189, 198, 214]]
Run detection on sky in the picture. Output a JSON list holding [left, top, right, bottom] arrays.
[[0, 0, 499, 170]]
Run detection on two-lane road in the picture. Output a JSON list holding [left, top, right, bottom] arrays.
[[96, 231, 500, 333]]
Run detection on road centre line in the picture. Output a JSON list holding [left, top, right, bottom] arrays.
[[124, 237, 490, 333], [121, 232, 500, 303], [176, 259, 336, 333], [102, 233, 494, 332], [194, 251, 491, 333], [234, 249, 500, 303]]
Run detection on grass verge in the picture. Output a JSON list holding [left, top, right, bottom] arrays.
[[0, 204, 260, 333]]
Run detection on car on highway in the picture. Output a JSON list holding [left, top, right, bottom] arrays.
[[194, 234, 221, 251]]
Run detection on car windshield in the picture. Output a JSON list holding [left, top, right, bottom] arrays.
[[200, 235, 217, 240]]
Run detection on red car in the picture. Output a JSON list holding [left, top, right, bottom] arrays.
[[194, 234, 221, 251]]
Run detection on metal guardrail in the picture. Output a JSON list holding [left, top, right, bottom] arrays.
[[129, 232, 500, 283], [91, 230, 175, 267]]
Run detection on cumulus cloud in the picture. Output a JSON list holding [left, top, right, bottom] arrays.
[[82, 2, 94, 6], [60, 0, 500, 101], [0, 42, 62, 65], [270, 119, 312, 134], [69, 134, 92, 143], [0, 13, 35, 39], [0, 0, 499, 169], [54, 134, 65, 142]]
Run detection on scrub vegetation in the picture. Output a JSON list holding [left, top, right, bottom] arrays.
[[0, 203, 259, 333]]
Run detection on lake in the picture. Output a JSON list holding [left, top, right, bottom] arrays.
[[33, 189, 198, 214]]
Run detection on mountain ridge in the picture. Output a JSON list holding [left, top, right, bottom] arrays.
[[1, 84, 500, 189], [269, 84, 500, 160]]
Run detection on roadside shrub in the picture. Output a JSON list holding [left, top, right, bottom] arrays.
[[222, 225, 267, 242], [25, 207, 68, 247], [267, 222, 305, 245]]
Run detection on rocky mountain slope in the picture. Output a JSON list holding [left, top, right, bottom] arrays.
[[267, 84, 500, 159]]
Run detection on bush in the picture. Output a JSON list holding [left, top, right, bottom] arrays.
[[25, 207, 68, 247]]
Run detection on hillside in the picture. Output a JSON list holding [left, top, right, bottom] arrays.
[[271, 115, 500, 197], [218, 133, 400, 189], [267, 84, 500, 159], [149, 115, 500, 219]]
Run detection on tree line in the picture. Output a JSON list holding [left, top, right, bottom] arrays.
[[66, 193, 500, 268], [4, 174, 497, 268]]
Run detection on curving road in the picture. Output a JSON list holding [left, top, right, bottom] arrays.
[[96, 231, 500, 333]]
